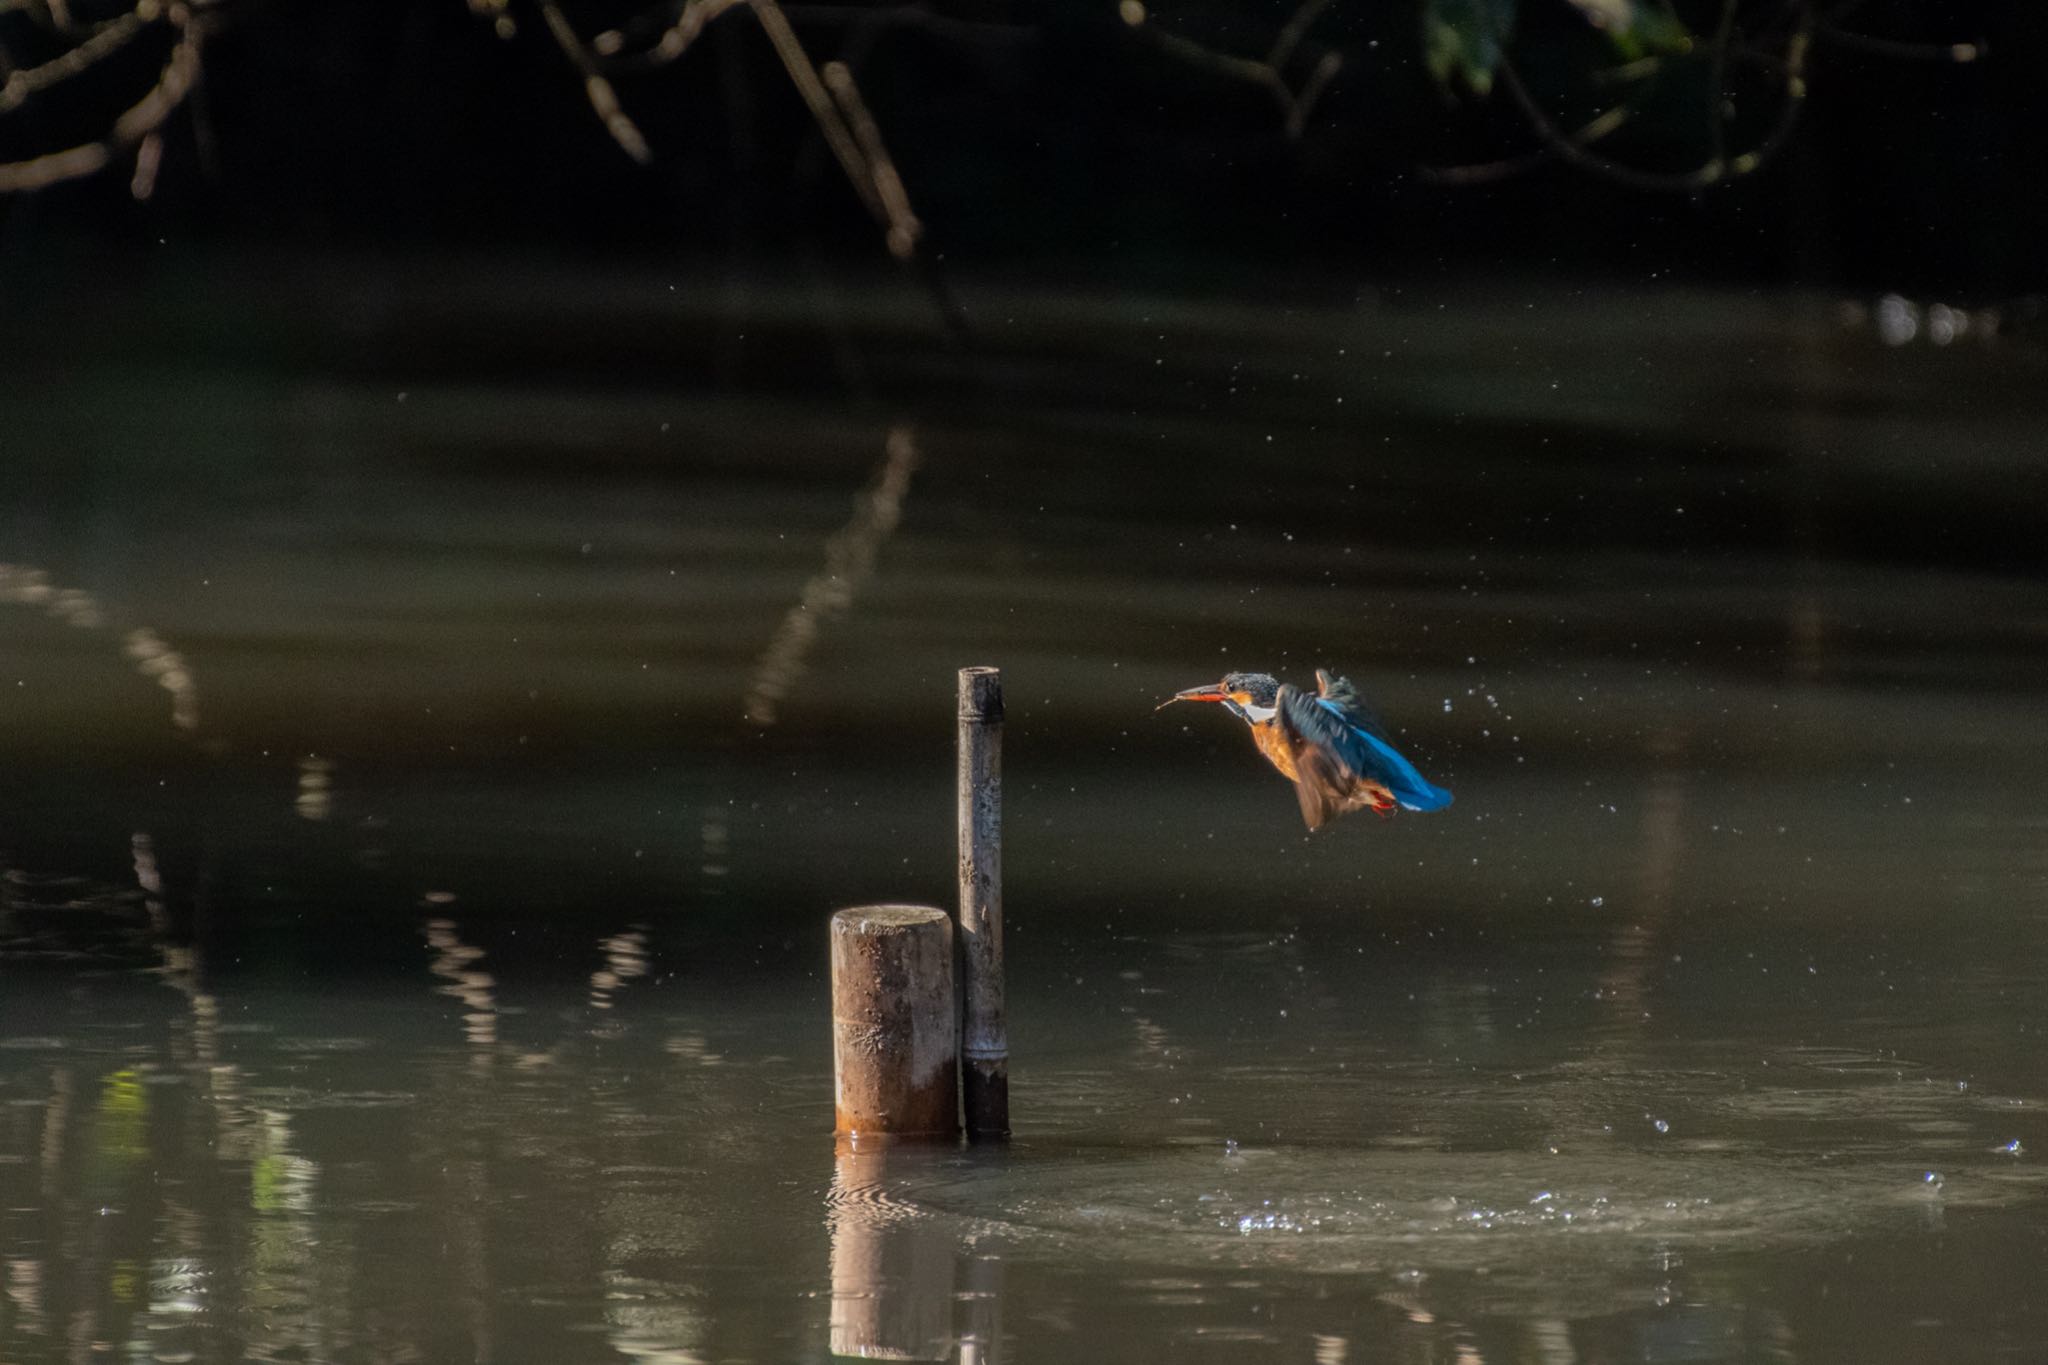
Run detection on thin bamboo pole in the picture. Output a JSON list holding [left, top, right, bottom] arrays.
[[956, 666, 1010, 1140]]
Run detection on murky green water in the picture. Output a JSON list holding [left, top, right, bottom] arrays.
[[4, 260, 2047, 1362]]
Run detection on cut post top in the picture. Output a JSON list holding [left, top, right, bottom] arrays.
[[958, 666, 1003, 723], [837, 904, 951, 934]]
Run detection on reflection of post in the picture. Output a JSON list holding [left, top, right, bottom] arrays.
[[39, 1069, 71, 1200], [829, 1139, 957, 1362], [956, 666, 1009, 1141], [134, 831, 222, 1070], [1597, 744, 1690, 1026], [957, 1250, 1004, 1365]]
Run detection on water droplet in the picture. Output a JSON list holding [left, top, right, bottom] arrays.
[[1652, 1118, 1670, 1134]]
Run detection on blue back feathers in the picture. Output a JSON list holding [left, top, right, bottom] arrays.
[[1283, 673, 1453, 812]]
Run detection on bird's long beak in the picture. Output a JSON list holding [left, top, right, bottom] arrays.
[[1155, 684, 1228, 711]]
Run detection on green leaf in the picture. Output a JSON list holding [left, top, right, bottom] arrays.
[[1562, 0, 1631, 31], [1563, 0, 1692, 60], [1627, 1, 1693, 55], [1423, 0, 1518, 95]]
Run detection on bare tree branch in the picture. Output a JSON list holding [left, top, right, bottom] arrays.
[[1705, 0, 1740, 173], [0, 14, 199, 194], [823, 58, 921, 259], [1123, 0, 1343, 141], [0, 9, 149, 115], [1814, 20, 1983, 64], [535, 0, 652, 162], [1479, 6, 1813, 194], [591, 0, 749, 69], [747, 0, 922, 258], [1421, 104, 1634, 187]]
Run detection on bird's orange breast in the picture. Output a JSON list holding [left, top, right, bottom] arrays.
[[1250, 719, 1298, 781]]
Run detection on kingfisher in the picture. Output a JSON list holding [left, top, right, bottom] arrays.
[[1158, 669, 1453, 830]]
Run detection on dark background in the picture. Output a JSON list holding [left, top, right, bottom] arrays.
[[2, 0, 2043, 298]]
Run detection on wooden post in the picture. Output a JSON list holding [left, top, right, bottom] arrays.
[[832, 906, 960, 1141], [957, 666, 1010, 1140]]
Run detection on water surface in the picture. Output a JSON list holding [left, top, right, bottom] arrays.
[[3, 261, 2046, 1363]]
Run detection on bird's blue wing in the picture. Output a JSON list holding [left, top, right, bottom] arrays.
[[1313, 669, 1392, 741], [1286, 689, 1453, 813]]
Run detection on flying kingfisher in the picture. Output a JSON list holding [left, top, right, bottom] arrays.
[[1158, 669, 1453, 830]]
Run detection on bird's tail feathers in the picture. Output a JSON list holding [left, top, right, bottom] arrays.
[[1395, 779, 1454, 813]]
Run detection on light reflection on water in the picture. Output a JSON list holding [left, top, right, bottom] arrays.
[[5, 866, 2047, 1363]]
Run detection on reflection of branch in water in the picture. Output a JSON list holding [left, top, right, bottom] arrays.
[[744, 425, 920, 726], [424, 917, 499, 1055], [124, 628, 201, 733], [590, 928, 650, 1010], [295, 756, 334, 822], [699, 809, 730, 890], [0, 564, 201, 733], [4, 1256, 45, 1337]]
